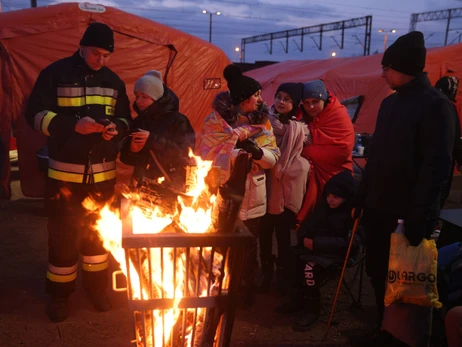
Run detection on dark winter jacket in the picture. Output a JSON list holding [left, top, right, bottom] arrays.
[[357, 73, 456, 245], [25, 51, 131, 174], [120, 86, 196, 190], [296, 170, 356, 263]]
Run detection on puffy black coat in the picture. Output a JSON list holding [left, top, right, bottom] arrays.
[[357, 73, 456, 245], [120, 86, 196, 189], [296, 170, 356, 263]]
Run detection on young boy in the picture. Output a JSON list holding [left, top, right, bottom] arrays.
[[275, 170, 357, 331]]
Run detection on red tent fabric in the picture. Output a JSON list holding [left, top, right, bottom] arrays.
[[0, 3, 231, 198], [246, 45, 462, 135]]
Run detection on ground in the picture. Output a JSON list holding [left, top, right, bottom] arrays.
[[1, 162, 460, 347]]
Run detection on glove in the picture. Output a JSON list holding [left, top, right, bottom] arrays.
[[236, 139, 263, 160]]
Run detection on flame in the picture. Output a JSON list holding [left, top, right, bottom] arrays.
[[92, 150, 225, 346]]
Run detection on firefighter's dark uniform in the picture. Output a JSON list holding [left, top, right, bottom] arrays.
[[25, 51, 131, 298]]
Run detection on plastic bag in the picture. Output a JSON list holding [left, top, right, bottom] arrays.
[[384, 223, 442, 308]]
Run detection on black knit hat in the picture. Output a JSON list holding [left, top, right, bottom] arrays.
[[223, 64, 262, 105], [381, 31, 426, 76], [276, 82, 304, 106], [323, 170, 356, 200], [80, 22, 114, 53]]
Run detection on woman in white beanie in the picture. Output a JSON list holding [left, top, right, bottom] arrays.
[[120, 70, 196, 190]]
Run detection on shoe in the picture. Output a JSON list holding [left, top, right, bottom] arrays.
[[87, 290, 111, 312], [292, 312, 319, 332], [47, 297, 68, 322]]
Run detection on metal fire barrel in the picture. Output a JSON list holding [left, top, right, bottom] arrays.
[[113, 199, 252, 347]]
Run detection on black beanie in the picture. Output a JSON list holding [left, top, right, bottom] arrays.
[[80, 22, 114, 53], [223, 64, 262, 105], [323, 170, 356, 200], [381, 31, 426, 76], [275, 82, 304, 106]]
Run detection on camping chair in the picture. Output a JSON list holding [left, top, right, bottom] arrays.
[[324, 215, 365, 339], [299, 225, 366, 324]]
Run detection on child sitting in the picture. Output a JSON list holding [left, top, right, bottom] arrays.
[[275, 170, 357, 332]]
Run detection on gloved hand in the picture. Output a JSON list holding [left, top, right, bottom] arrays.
[[236, 139, 263, 160]]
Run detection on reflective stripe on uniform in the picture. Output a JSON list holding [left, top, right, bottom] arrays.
[[57, 87, 84, 97], [86, 95, 117, 107], [57, 95, 116, 107], [48, 168, 116, 183], [48, 159, 116, 183], [81, 254, 109, 264], [34, 110, 57, 136], [49, 263, 78, 275], [81, 260, 109, 272], [49, 159, 116, 174], [47, 271, 77, 283], [47, 263, 78, 283], [86, 87, 118, 98], [48, 168, 84, 183]]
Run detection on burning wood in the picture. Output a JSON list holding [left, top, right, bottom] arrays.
[[92, 150, 251, 346]]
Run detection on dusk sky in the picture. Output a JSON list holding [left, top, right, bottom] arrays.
[[3, 0, 462, 62]]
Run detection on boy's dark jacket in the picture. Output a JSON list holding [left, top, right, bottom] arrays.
[[120, 86, 196, 188], [297, 171, 356, 261]]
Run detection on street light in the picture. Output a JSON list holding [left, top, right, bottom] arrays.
[[378, 29, 397, 52], [331, 52, 337, 57], [234, 47, 241, 61], [202, 10, 221, 43]]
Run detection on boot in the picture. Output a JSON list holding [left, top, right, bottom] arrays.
[[292, 296, 320, 332], [258, 260, 274, 293], [274, 289, 303, 315], [47, 297, 68, 322], [87, 289, 111, 312]]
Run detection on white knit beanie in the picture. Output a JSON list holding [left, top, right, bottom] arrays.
[[134, 70, 164, 101]]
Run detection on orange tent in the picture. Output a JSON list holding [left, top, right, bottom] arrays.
[[245, 44, 462, 134], [0, 2, 230, 198]]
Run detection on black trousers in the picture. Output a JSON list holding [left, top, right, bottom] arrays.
[[242, 217, 262, 291], [362, 208, 399, 327], [259, 209, 295, 270], [294, 258, 321, 299], [45, 178, 114, 298]]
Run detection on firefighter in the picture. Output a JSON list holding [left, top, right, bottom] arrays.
[[25, 23, 131, 322]]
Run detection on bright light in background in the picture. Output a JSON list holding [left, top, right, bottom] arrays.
[[235, 47, 240, 52], [202, 9, 206, 14], [331, 52, 337, 57], [216, 11, 221, 15]]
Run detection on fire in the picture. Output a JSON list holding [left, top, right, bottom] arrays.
[[91, 150, 226, 346]]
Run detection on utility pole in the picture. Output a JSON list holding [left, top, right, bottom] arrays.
[[31, 0, 37, 7]]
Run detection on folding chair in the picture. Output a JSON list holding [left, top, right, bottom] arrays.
[[324, 216, 365, 339]]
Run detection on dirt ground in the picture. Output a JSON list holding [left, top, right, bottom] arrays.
[[1, 162, 460, 347]]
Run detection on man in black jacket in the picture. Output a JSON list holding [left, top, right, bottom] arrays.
[[25, 23, 131, 322], [354, 31, 456, 335]]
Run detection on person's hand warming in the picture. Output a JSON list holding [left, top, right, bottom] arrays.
[[130, 129, 150, 152], [236, 139, 263, 160]]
